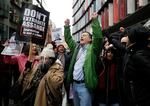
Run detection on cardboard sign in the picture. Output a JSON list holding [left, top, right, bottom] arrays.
[[17, 3, 50, 46], [52, 28, 64, 44], [1, 35, 23, 56]]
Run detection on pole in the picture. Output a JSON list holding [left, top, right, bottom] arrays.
[[36, 0, 45, 10], [28, 39, 33, 61]]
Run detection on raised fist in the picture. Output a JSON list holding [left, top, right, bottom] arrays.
[[91, 12, 98, 20], [64, 19, 70, 26], [119, 27, 125, 32]]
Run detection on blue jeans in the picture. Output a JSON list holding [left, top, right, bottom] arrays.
[[72, 82, 92, 106]]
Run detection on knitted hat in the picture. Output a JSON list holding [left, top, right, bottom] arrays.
[[127, 25, 150, 44], [40, 44, 55, 58]]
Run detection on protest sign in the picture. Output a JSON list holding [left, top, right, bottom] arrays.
[[1, 35, 23, 56], [52, 28, 64, 44], [17, 3, 50, 46]]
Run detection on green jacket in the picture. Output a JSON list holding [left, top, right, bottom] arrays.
[[64, 18, 103, 90]]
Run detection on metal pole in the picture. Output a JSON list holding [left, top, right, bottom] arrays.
[[36, 0, 45, 10]]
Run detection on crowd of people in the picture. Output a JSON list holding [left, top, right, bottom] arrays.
[[0, 12, 150, 106]]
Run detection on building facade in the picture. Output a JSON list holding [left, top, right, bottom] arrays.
[[72, 0, 150, 41], [0, 0, 32, 42]]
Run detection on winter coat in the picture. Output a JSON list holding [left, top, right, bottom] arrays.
[[124, 47, 150, 106], [0, 55, 11, 95], [34, 60, 64, 106], [55, 52, 71, 78], [64, 18, 103, 90], [3, 54, 28, 73]]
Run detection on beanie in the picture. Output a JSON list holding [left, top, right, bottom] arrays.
[[127, 25, 150, 44], [40, 44, 55, 58]]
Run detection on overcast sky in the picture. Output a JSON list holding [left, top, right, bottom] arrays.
[[33, 0, 72, 28]]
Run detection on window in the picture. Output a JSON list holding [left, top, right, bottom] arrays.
[[0, 24, 9, 40]]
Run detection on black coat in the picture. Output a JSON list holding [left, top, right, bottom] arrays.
[[124, 47, 150, 106]]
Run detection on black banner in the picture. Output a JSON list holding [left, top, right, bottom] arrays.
[[17, 3, 50, 46]]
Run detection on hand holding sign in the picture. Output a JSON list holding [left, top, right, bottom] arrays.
[[18, 3, 50, 46]]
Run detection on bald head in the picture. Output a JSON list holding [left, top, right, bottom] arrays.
[[121, 36, 129, 46], [121, 36, 128, 43]]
